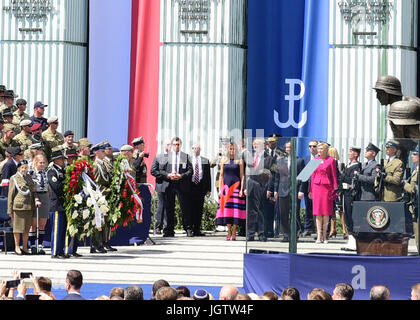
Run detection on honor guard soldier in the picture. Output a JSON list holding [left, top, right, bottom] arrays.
[[375, 140, 404, 202], [42, 116, 64, 150], [354, 143, 381, 201], [0, 123, 20, 162], [13, 99, 30, 125], [132, 137, 148, 184], [121, 144, 136, 176], [64, 148, 83, 258], [0, 85, 6, 105], [342, 146, 362, 234], [91, 142, 116, 253], [13, 119, 33, 151], [103, 140, 115, 173], [266, 134, 287, 160], [29, 101, 48, 132], [47, 147, 68, 259], [402, 147, 419, 250], [0, 90, 18, 113]]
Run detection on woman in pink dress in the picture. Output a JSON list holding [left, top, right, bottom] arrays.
[[309, 142, 338, 244]]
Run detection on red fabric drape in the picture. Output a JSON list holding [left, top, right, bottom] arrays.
[[128, 0, 161, 184]]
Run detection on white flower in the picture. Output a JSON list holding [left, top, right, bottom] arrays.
[[83, 186, 89, 195], [82, 209, 90, 220], [74, 202, 78, 208], [72, 210, 79, 219], [74, 194, 83, 204], [68, 225, 77, 237], [84, 222, 90, 230], [86, 197, 93, 207], [98, 196, 106, 206]]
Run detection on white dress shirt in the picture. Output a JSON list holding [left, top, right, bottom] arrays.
[[192, 155, 203, 181]]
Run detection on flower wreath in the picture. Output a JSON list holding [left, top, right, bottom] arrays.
[[64, 157, 110, 240], [108, 154, 143, 233]]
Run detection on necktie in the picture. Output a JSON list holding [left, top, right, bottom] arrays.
[[175, 153, 178, 173], [40, 171, 45, 189], [194, 160, 199, 184], [254, 155, 258, 169]]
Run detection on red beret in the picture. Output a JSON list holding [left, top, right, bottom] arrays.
[[31, 123, 42, 131]]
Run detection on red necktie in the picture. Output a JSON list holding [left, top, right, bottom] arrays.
[[254, 155, 258, 169]]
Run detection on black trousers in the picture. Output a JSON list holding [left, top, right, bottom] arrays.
[[343, 191, 354, 233], [263, 199, 275, 237], [278, 194, 302, 238], [190, 182, 206, 232], [247, 179, 265, 237], [164, 184, 191, 235], [155, 192, 167, 231], [303, 193, 315, 231]]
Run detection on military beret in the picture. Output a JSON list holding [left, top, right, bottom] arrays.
[[350, 146, 361, 154], [3, 123, 15, 132], [366, 142, 380, 153], [78, 138, 92, 148], [20, 119, 32, 127], [7, 146, 22, 156], [47, 116, 59, 124], [31, 123, 42, 132], [2, 109, 13, 117], [64, 130, 74, 137], [386, 140, 400, 149], [16, 99, 27, 105], [65, 148, 78, 157], [34, 101, 47, 109], [3, 90, 18, 99], [0, 85, 6, 92], [120, 144, 134, 152], [132, 136, 144, 146]]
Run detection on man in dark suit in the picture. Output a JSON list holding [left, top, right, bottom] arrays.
[[189, 143, 211, 236], [150, 139, 172, 234], [156, 137, 193, 237], [246, 138, 275, 242], [354, 143, 381, 201], [62, 270, 85, 300], [300, 140, 319, 237], [270, 141, 305, 242], [0, 146, 23, 197]]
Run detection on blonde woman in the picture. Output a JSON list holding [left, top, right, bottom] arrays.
[[309, 143, 337, 243], [216, 142, 245, 241], [327, 147, 347, 239]]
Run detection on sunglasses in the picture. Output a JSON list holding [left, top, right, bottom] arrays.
[[309, 145, 317, 148]]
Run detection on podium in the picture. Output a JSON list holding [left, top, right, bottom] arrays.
[[352, 201, 413, 256]]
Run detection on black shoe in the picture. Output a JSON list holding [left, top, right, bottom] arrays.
[[63, 254, 71, 259], [72, 253, 83, 258], [51, 254, 65, 259], [163, 233, 175, 237], [281, 237, 290, 243], [258, 235, 267, 242], [186, 230, 194, 237], [21, 250, 31, 255], [104, 244, 117, 252], [193, 231, 206, 237], [90, 246, 107, 254], [246, 236, 255, 241], [302, 230, 312, 237]]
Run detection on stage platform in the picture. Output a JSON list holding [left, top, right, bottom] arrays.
[[0, 231, 418, 290]]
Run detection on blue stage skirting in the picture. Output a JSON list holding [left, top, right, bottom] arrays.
[[244, 253, 420, 300]]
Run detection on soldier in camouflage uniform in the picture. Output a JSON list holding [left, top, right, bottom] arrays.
[[78, 138, 92, 157], [13, 119, 33, 151], [13, 99, 30, 125], [61, 130, 79, 153], [103, 140, 115, 173], [0, 85, 6, 106], [42, 116, 64, 150], [0, 123, 20, 161], [2, 108, 19, 134], [0, 90, 18, 113]]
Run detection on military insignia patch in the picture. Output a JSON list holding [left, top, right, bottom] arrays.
[[52, 176, 57, 183], [366, 206, 390, 230]]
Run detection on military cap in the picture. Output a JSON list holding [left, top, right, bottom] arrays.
[[3, 123, 15, 132], [78, 138, 92, 148], [50, 146, 67, 161], [366, 143, 380, 154], [267, 133, 282, 142], [28, 143, 43, 150], [103, 140, 112, 149], [65, 148, 78, 157], [92, 142, 106, 152], [7, 146, 22, 157], [350, 146, 361, 154], [373, 75, 403, 96], [16, 99, 27, 105], [47, 116, 59, 124], [120, 144, 134, 152], [0, 85, 6, 92], [413, 146, 419, 155], [3, 90, 18, 99], [34, 101, 47, 109], [17, 159, 29, 169], [31, 123, 42, 132], [385, 140, 400, 149], [20, 119, 32, 127], [63, 130, 74, 137], [2, 109, 13, 117], [132, 136, 144, 146]]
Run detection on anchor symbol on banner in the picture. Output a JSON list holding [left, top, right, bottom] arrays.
[[274, 78, 308, 129]]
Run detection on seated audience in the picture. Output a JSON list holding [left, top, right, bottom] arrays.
[[262, 291, 278, 300], [411, 283, 420, 300], [219, 285, 239, 300], [109, 287, 124, 300], [307, 288, 332, 300], [151, 279, 170, 300], [156, 286, 178, 300], [280, 286, 301, 300], [332, 283, 354, 300], [176, 285, 191, 298], [370, 285, 391, 300], [124, 286, 144, 300], [62, 270, 85, 300]]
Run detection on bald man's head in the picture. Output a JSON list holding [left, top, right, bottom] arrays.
[[219, 285, 239, 300]]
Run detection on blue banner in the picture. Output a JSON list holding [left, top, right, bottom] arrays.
[[244, 253, 420, 300], [247, 0, 329, 141]]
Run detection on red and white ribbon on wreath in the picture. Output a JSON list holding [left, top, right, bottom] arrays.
[[82, 172, 104, 228], [123, 171, 143, 222]]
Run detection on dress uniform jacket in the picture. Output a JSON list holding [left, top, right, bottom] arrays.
[[42, 128, 64, 150], [7, 172, 36, 212], [93, 159, 112, 196], [404, 166, 419, 249], [133, 153, 147, 184], [0, 158, 18, 197], [357, 159, 378, 201], [375, 157, 404, 202]]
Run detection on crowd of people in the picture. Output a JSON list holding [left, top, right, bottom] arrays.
[[1, 269, 420, 300]]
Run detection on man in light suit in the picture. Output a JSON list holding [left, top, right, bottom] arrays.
[[62, 270, 85, 300], [156, 137, 193, 237], [189, 143, 211, 236], [354, 143, 380, 201], [270, 141, 305, 242], [150, 139, 171, 234]]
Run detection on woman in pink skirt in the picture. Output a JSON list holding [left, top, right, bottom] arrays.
[[216, 142, 245, 241], [309, 142, 337, 244]]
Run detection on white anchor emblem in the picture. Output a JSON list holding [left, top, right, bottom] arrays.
[[274, 78, 308, 129]]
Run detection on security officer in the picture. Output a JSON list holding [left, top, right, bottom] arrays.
[[0, 90, 18, 113], [29, 101, 48, 132], [42, 116, 64, 150], [13, 99, 30, 125], [13, 119, 33, 151], [47, 147, 68, 259], [375, 140, 404, 202], [342, 146, 362, 233], [354, 143, 381, 201], [0, 123, 20, 162], [402, 147, 419, 251]]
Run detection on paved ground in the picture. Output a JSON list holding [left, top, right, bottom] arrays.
[[0, 231, 418, 288]]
